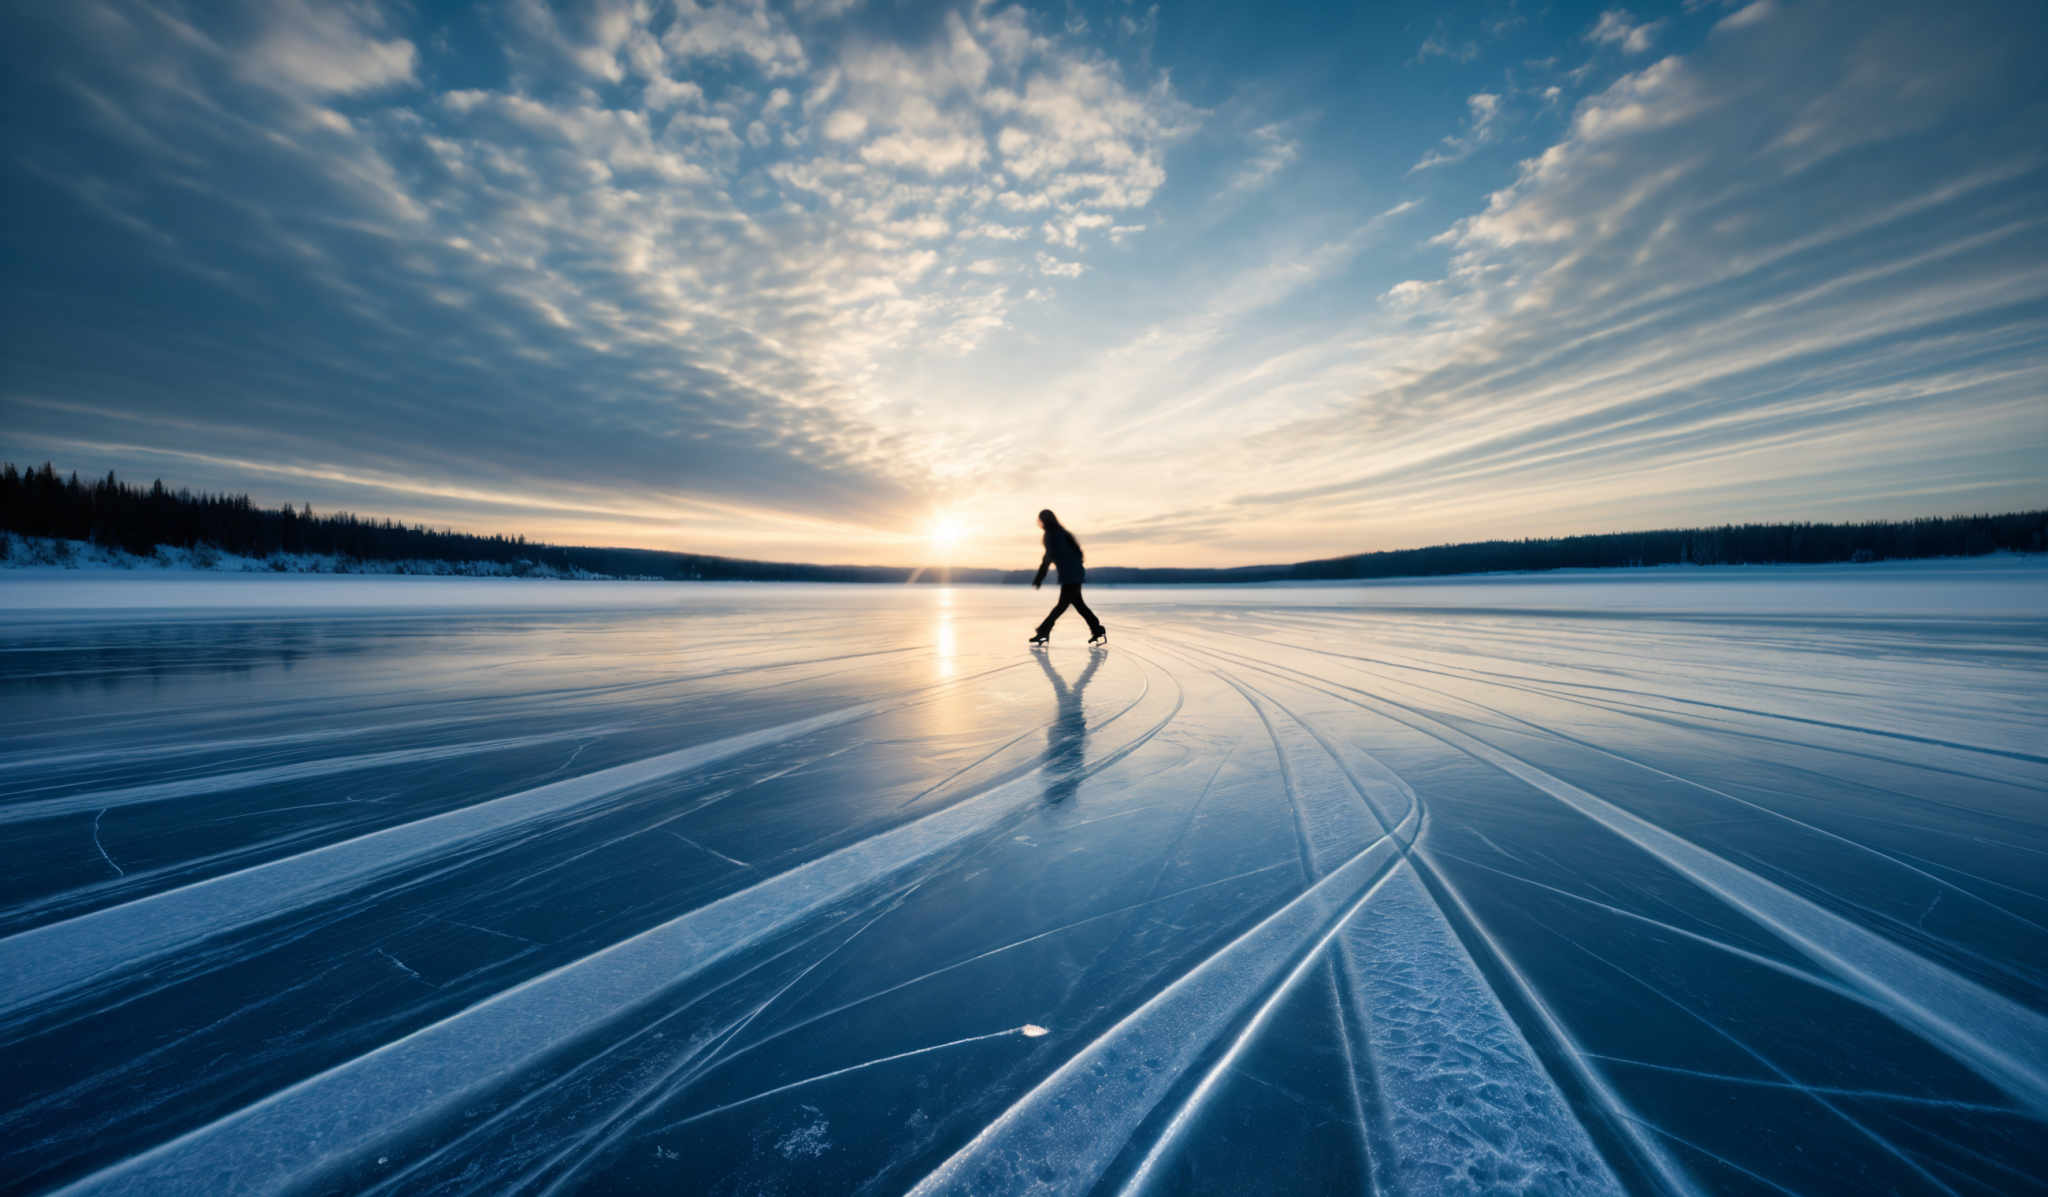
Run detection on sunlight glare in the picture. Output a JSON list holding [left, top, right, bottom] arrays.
[[928, 515, 967, 554]]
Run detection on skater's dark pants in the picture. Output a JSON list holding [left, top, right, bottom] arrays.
[[1037, 583, 1103, 638]]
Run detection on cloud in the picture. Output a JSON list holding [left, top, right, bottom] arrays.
[[1585, 9, 1666, 54], [1412, 92, 1503, 172], [1036, 252, 1085, 277], [242, 1, 417, 96], [988, 57, 1191, 207], [4, 0, 2039, 568], [821, 108, 867, 139], [1415, 20, 1479, 64], [1224, 121, 1300, 195], [859, 128, 986, 173], [1715, 1, 1777, 32], [1042, 210, 1111, 248], [1, 0, 1194, 556], [663, 0, 806, 76], [1191, 0, 2048, 548]]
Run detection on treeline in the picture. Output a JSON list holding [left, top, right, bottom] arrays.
[[0, 463, 916, 581], [3, 462, 2042, 584], [1143, 510, 2048, 585]]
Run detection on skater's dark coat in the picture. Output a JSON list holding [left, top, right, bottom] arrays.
[[1034, 519, 1085, 586]]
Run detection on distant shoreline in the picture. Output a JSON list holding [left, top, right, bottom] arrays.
[[5, 463, 2045, 585], [4, 533, 2042, 590]]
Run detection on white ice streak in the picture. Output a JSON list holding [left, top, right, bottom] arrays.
[[1144, 630, 1698, 1194], [0, 708, 867, 1020], [1208, 664, 1622, 1194], [660, 1025, 1045, 1131], [908, 834, 1407, 1196], [47, 665, 1181, 1196], [1364, 690, 2048, 1115], [1411, 842, 1707, 1197], [1111, 865, 1401, 1197], [0, 727, 621, 824], [1226, 675, 1383, 874], [1171, 624, 2048, 1114], [1, 661, 1046, 1021], [1337, 867, 1626, 1195]]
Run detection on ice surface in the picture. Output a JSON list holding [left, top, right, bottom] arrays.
[[2, 564, 2045, 1194]]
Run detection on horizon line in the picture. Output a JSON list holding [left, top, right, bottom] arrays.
[[4, 461, 2044, 579]]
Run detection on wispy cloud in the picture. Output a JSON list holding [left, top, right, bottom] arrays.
[[1415, 19, 1480, 64], [1412, 91, 1504, 172], [1585, 9, 1666, 54], [1214, 8, 2044, 550], [1224, 121, 1301, 195], [2, 0, 2041, 566], [1714, 1, 1777, 33], [242, 0, 417, 95], [2, 0, 1194, 557]]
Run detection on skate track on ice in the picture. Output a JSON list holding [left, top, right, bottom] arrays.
[[1, 565, 2044, 1194]]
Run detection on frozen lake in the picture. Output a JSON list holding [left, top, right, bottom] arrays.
[[2, 563, 2045, 1195]]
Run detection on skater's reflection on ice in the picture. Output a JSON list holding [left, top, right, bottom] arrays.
[[1034, 646, 1103, 804]]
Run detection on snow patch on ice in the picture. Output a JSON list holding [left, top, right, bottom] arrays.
[[774, 1106, 831, 1160]]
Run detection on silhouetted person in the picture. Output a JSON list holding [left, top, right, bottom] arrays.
[[1028, 508, 1106, 646], [1034, 646, 1102, 803]]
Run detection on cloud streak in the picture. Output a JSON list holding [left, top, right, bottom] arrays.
[[1082, 1, 2048, 559], [2, 0, 2042, 566], [2, 0, 1190, 558]]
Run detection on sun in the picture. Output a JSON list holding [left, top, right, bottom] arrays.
[[928, 515, 967, 553]]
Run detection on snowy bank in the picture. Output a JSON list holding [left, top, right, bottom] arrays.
[[0, 533, 640, 580]]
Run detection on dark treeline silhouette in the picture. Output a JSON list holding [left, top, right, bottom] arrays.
[[0, 463, 908, 581], [3, 462, 2042, 584], [1088, 510, 2048, 584]]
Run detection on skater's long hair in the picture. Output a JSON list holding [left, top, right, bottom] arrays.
[[1038, 508, 1083, 561]]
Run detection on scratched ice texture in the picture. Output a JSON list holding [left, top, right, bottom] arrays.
[[1, 561, 2043, 1195]]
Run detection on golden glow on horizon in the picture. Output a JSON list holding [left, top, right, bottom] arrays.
[[62, 437, 2036, 573]]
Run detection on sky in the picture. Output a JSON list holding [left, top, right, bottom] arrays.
[[3, 0, 2045, 569]]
